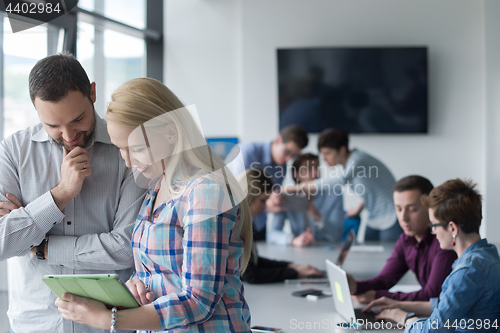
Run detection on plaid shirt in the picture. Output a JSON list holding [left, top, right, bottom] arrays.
[[131, 173, 251, 332]]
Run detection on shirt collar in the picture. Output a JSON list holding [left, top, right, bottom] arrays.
[[404, 227, 433, 247], [263, 141, 275, 166], [31, 112, 111, 146], [461, 238, 488, 257]]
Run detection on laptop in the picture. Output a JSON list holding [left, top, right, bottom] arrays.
[[335, 229, 356, 267], [325, 259, 400, 330]]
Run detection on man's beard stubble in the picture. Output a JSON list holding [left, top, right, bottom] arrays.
[[56, 111, 97, 151]]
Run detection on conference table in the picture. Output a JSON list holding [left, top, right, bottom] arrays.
[[244, 241, 419, 332]]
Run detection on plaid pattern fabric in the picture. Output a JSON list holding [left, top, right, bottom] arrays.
[[131, 174, 251, 332]]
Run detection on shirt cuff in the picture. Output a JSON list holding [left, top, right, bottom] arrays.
[[25, 191, 65, 233], [47, 235, 76, 266]]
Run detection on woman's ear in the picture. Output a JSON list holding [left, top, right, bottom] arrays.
[[166, 123, 178, 144], [448, 221, 459, 235]]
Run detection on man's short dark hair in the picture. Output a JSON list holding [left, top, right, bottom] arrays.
[[318, 128, 348, 151], [393, 175, 434, 195], [421, 179, 482, 234], [291, 153, 319, 183], [29, 52, 92, 103], [280, 125, 308, 149]]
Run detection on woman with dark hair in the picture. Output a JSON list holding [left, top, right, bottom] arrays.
[[363, 179, 500, 332], [238, 168, 323, 283]]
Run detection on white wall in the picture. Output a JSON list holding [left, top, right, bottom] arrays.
[[484, 0, 500, 243], [165, 0, 499, 242], [165, 0, 241, 138]]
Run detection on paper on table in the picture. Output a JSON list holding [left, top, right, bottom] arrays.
[[350, 245, 384, 252], [388, 284, 422, 293]]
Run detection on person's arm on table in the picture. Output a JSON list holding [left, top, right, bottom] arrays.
[[267, 212, 294, 246], [353, 237, 409, 301], [375, 249, 457, 301], [242, 256, 298, 283], [363, 297, 432, 316], [243, 256, 322, 283], [291, 228, 315, 247], [284, 175, 344, 198], [373, 266, 481, 333]]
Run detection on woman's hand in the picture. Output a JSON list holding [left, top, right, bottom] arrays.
[[55, 293, 109, 330], [363, 296, 400, 312], [375, 308, 408, 324], [126, 279, 156, 306], [288, 263, 323, 278]]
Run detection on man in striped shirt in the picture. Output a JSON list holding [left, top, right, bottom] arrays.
[[284, 128, 401, 241], [0, 53, 145, 333]]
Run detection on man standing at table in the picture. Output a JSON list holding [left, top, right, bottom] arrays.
[[0, 53, 145, 333], [226, 124, 308, 240], [347, 175, 457, 302]]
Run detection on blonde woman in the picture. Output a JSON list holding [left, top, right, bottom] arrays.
[[238, 168, 322, 283], [55, 78, 253, 332]]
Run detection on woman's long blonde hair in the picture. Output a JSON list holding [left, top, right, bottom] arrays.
[[105, 78, 253, 271]]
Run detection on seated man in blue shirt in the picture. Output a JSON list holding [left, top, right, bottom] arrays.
[[226, 125, 308, 240], [268, 153, 345, 246]]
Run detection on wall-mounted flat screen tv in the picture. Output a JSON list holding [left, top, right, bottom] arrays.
[[277, 47, 428, 133]]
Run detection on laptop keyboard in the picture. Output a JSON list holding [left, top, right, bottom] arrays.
[[354, 309, 378, 323]]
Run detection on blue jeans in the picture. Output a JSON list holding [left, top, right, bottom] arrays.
[[364, 220, 402, 242]]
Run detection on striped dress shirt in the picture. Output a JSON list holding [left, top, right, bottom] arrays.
[[0, 114, 146, 333], [131, 173, 251, 332]]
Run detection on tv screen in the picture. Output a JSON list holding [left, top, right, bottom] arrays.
[[277, 47, 428, 133]]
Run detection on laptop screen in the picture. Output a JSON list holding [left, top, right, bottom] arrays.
[[335, 229, 356, 267], [325, 259, 356, 324]]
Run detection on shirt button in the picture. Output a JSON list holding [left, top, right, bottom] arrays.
[[154, 213, 159, 218], [67, 221, 72, 225]]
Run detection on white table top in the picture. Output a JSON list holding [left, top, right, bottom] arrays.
[[245, 241, 416, 332]]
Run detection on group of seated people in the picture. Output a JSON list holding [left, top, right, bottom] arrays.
[[229, 124, 500, 331]]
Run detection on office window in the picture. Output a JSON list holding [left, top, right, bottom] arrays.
[[2, 18, 48, 137], [104, 29, 145, 103]]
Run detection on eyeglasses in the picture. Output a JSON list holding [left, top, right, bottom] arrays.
[[283, 148, 298, 159], [429, 222, 448, 231]]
